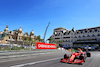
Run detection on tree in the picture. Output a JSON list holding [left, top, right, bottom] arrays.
[[32, 40, 37, 46], [37, 35, 42, 42], [29, 38, 32, 45], [28, 38, 32, 50], [13, 29, 18, 32], [49, 37, 53, 43], [52, 40, 63, 47], [22, 37, 28, 46], [59, 40, 63, 47], [59, 40, 63, 43]]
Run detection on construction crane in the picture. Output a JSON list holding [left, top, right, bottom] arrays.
[[43, 22, 50, 42]]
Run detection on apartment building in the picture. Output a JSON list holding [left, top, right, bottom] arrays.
[[50, 27, 100, 49]]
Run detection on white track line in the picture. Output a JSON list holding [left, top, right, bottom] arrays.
[[10, 57, 62, 67]]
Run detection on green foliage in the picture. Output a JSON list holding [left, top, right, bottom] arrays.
[[11, 46, 23, 50], [32, 40, 37, 44], [71, 49, 76, 52], [37, 35, 41, 41], [22, 35, 43, 46], [13, 29, 18, 32], [49, 37, 53, 43], [23, 37, 28, 41], [59, 40, 63, 43], [0, 46, 10, 50], [29, 38, 32, 42]]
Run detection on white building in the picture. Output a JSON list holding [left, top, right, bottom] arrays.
[[50, 27, 100, 49]]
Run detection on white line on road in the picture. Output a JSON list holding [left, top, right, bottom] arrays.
[[10, 57, 62, 67]]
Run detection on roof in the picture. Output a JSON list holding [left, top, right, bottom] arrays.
[[54, 27, 67, 30], [77, 26, 100, 31]]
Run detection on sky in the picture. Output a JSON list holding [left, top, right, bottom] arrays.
[[0, 0, 100, 40]]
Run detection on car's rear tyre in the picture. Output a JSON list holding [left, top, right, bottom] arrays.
[[79, 62, 83, 65], [60, 58, 63, 62], [61, 58, 63, 60], [80, 63, 83, 65], [84, 58, 86, 62], [64, 54, 67, 59], [87, 53, 91, 57], [79, 55, 83, 60]]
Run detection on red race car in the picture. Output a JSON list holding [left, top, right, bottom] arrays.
[[61, 51, 91, 65]]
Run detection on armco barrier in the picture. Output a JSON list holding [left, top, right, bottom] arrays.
[[0, 50, 63, 59]]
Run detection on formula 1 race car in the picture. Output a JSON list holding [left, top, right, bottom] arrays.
[[61, 51, 91, 65]]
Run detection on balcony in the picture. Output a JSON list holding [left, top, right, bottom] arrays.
[[77, 37, 97, 40], [7, 39, 15, 41]]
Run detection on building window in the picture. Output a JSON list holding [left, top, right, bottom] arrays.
[[78, 32, 80, 34], [83, 35, 85, 37], [97, 34, 100, 36], [90, 30, 92, 32], [63, 37, 70, 39], [75, 36, 77, 38], [71, 40, 73, 42], [95, 29, 97, 32], [98, 38, 100, 41], [55, 38, 60, 39], [77, 32, 79, 34], [85, 30, 87, 33], [58, 33, 60, 36], [87, 35, 90, 37], [79, 36, 81, 38], [19, 37, 20, 39], [81, 31, 82, 33], [82, 31, 84, 34], [63, 40, 64, 42], [92, 34, 95, 37], [55, 34, 57, 36], [9, 36, 10, 39], [61, 31, 63, 33], [63, 32, 66, 35]]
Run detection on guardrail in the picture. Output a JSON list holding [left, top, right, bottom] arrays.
[[0, 49, 63, 60]]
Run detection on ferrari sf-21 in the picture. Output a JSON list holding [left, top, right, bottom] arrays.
[[61, 50, 91, 65]]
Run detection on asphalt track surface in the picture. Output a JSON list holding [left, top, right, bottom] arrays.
[[0, 51, 100, 67]]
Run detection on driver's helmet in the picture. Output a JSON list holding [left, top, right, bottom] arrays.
[[75, 50, 79, 53]]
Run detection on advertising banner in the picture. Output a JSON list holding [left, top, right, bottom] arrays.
[[36, 42, 56, 49]]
